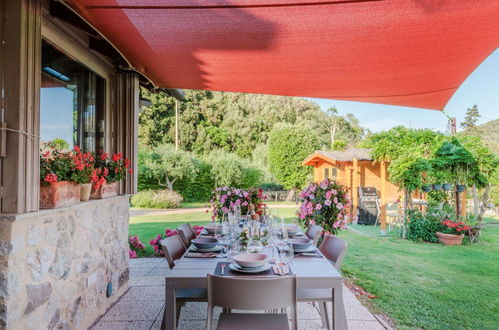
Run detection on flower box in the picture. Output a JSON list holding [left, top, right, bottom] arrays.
[[436, 232, 464, 246], [40, 181, 80, 209], [90, 181, 118, 199]]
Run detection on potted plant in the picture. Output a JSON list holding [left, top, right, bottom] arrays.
[[39, 147, 80, 208], [436, 219, 470, 246], [297, 179, 351, 236], [442, 183, 453, 191], [71, 146, 95, 201], [421, 184, 432, 192], [90, 152, 131, 199]]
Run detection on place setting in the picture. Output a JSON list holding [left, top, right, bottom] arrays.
[[214, 253, 292, 276], [185, 237, 224, 258]]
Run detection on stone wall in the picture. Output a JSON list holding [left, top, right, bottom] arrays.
[[0, 196, 130, 329]]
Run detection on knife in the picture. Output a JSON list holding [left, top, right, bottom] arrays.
[[221, 264, 225, 276]]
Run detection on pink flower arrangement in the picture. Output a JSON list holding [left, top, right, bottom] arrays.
[[209, 186, 266, 221], [298, 179, 351, 235], [149, 228, 179, 256], [129, 250, 137, 259]]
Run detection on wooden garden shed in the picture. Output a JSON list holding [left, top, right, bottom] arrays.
[[303, 148, 401, 217]]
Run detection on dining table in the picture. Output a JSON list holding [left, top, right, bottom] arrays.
[[161, 234, 349, 330]]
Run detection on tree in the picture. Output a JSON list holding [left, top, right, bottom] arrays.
[[460, 104, 480, 131], [140, 144, 198, 190], [268, 125, 319, 191]]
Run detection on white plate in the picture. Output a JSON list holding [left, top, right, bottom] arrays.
[[190, 245, 222, 253], [229, 263, 272, 273], [293, 245, 316, 253]]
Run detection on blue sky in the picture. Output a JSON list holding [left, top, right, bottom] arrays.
[[308, 48, 499, 133]]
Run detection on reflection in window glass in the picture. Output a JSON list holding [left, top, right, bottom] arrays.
[[40, 40, 105, 152]]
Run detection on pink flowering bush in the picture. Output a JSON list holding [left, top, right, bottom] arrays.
[[129, 235, 145, 258], [298, 179, 351, 235], [149, 228, 179, 256], [209, 186, 266, 221], [192, 225, 204, 236]]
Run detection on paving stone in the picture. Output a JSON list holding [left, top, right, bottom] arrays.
[[146, 267, 170, 276], [129, 267, 154, 277], [129, 258, 164, 268], [127, 276, 144, 287], [91, 320, 154, 330], [121, 286, 165, 301], [297, 302, 323, 320], [135, 276, 166, 286], [100, 300, 163, 321], [348, 320, 386, 330]]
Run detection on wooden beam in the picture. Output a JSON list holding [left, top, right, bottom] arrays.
[[0, 0, 42, 213], [115, 72, 139, 195], [380, 161, 387, 235], [352, 157, 359, 220], [460, 190, 467, 218]]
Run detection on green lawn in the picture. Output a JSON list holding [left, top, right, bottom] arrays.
[[338, 219, 499, 329], [129, 206, 298, 255]]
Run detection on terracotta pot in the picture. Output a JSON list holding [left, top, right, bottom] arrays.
[[436, 232, 464, 246], [90, 181, 118, 199], [40, 181, 80, 209], [80, 183, 92, 201]]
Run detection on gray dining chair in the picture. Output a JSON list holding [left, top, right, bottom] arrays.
[[305, 223, 323, 245], [207, 274, 298, 330], [177, 223, 196, 247], [160, 235, 207, 327], [160, 234, 186, 270], [297, 235, 348, 330]]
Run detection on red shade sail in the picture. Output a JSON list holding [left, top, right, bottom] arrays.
[[68, 0, 499, 110]]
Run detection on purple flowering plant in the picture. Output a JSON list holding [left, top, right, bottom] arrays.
[[209, 186, 266, 221], [298, 179, 351, 235]]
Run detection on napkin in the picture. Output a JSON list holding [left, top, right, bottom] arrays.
[[272, 263, 290, 275], [185, 252, 218, 258]]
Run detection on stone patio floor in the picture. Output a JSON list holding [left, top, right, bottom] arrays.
[[91, 258, 388, 330]]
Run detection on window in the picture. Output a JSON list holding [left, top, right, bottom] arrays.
[[40, 40, 105, 152], [324, 168, 329, 180], [332, 167, 338, 180]]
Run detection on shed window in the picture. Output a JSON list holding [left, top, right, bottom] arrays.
[[40, 40, 105, 152], [324, 168, 329, 180], [332, 167, 338, 180]]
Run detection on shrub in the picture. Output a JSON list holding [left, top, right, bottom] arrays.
[[257, 182, 285, 191], [129, 236, 146, 258], [406, 209, 444, 243], [131, 189, 183, 209]]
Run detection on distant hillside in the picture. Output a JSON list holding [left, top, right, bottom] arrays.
[[475, 119, 499, 154]]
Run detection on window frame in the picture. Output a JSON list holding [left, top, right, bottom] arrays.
[[41, 19, 114, 153]]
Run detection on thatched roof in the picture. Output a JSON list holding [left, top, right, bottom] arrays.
[[303, 148, 373, 165]]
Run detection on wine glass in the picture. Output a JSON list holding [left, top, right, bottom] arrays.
[[281, 241, 294, 265]]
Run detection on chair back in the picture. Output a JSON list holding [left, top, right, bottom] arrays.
[[177, 223, 196, 247], [319, 235, 348, 269], [305, 224, 323, 245], [160, 235, 186, 269], [207, 275, 297, 329]]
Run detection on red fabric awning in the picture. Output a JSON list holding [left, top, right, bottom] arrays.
[[68, 0, 499, 110]]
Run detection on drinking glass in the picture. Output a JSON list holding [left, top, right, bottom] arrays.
[[280, 241, 294, 265]]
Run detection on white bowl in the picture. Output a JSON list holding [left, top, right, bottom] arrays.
[[233, 253, 268, 268], [205, 223, 221, 233], [290, 238, 313, 250]]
